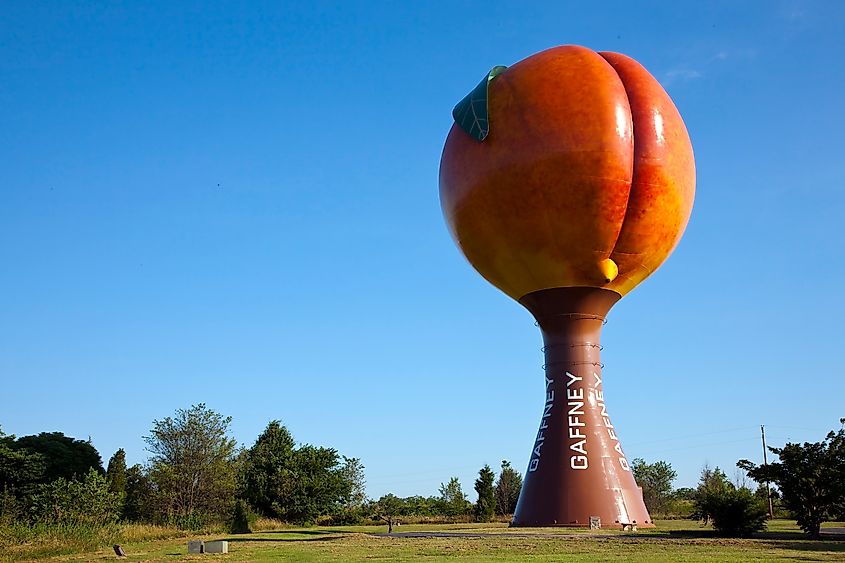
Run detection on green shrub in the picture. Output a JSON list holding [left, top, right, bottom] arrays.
[[322, 506, 365, 525], [168, 511, 210, 531], [230, 499, 256, 534], [709, 487, 768, 537], [31, 468, 121, 527]]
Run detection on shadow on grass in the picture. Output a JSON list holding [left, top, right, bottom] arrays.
[[223, 536, 342, 543], [759, 540, 845, 561], [665, 528, 845, 556], [667, 529, 843, 541], [378, 527, 845, 554], [220, 532, 344, 543], [250, 530, 338, 536]]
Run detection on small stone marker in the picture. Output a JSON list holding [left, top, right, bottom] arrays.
[[204, 541, 229, 554], [188, 540, 204, 554], [589, 516, 601, 529]]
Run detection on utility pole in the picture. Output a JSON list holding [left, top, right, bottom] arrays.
[[761, 425, 774, 518]]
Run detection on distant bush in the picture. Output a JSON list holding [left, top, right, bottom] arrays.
[[664, 497, 695, 519], [322, 506, 366, 526], [165, 510, 213, 531]]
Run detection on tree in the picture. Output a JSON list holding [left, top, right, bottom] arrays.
[[239, 420, 356, 524], [285, 444, 353, 523], [239, 421, 296, 518], [738, 419, 845, 538], [106, 449, 127, 497], [12, 432, 102, 483], [494, 460, 522, 516], [692, 464, 731, 524], [403, 495, 441, 516], [0, 428, 45, 521], [672, 487, 696, 502], [439, 477, 470, 518], [340, 457, 367, 509], [123, 464, 153, 522], [371, 493, 405, 533], [631, 458, 677, 517], [474, 464, 495, 522], [669, 487, 696, 518], [0, 428, 45, 495], [330, 456, 367, 524], [105, 449, 128, 520], [144, 403, 238, 526]]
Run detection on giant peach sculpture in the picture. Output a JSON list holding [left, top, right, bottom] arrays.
[[439, 45, 695, 527]]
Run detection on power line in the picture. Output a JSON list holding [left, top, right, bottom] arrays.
[[632, 436, 758, 456], [624, 426, 753, 447]]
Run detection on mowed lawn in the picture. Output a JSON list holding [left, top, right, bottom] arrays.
[[18, 520, 845, 563]]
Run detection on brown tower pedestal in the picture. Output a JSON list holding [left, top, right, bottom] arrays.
[[511, 287, 653, 528]]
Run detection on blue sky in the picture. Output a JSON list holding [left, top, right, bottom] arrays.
[[2, 1, 844, 499]]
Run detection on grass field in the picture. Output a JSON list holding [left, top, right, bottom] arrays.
[[9, 520, 845, 563]]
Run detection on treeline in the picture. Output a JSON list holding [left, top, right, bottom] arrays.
[[0, 431, 118, 530], [0, 404, 367, 533], [369, 461, 523, 532], [3, 406, 843, 546], [0, 403, 524, 540]]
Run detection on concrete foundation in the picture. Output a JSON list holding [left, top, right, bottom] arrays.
[[204, 541, 229, 554]]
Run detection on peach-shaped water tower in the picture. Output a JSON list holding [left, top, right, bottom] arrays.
[[439, 45, 695, 527]]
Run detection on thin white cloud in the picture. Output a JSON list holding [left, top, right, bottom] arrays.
[[663, 68, 703, 85], [663, 48, 756, 86]]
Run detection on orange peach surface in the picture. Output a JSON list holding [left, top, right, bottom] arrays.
[[439, 45, 695, 299]]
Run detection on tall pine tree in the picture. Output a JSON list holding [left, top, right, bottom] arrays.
[[106, 449, 127, 496], [495, 460, 522, 516], [474, 464, 495, 522], [105, 448, 128, 518]]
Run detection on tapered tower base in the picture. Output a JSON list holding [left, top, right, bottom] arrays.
[[511, 287, 653, 528]]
